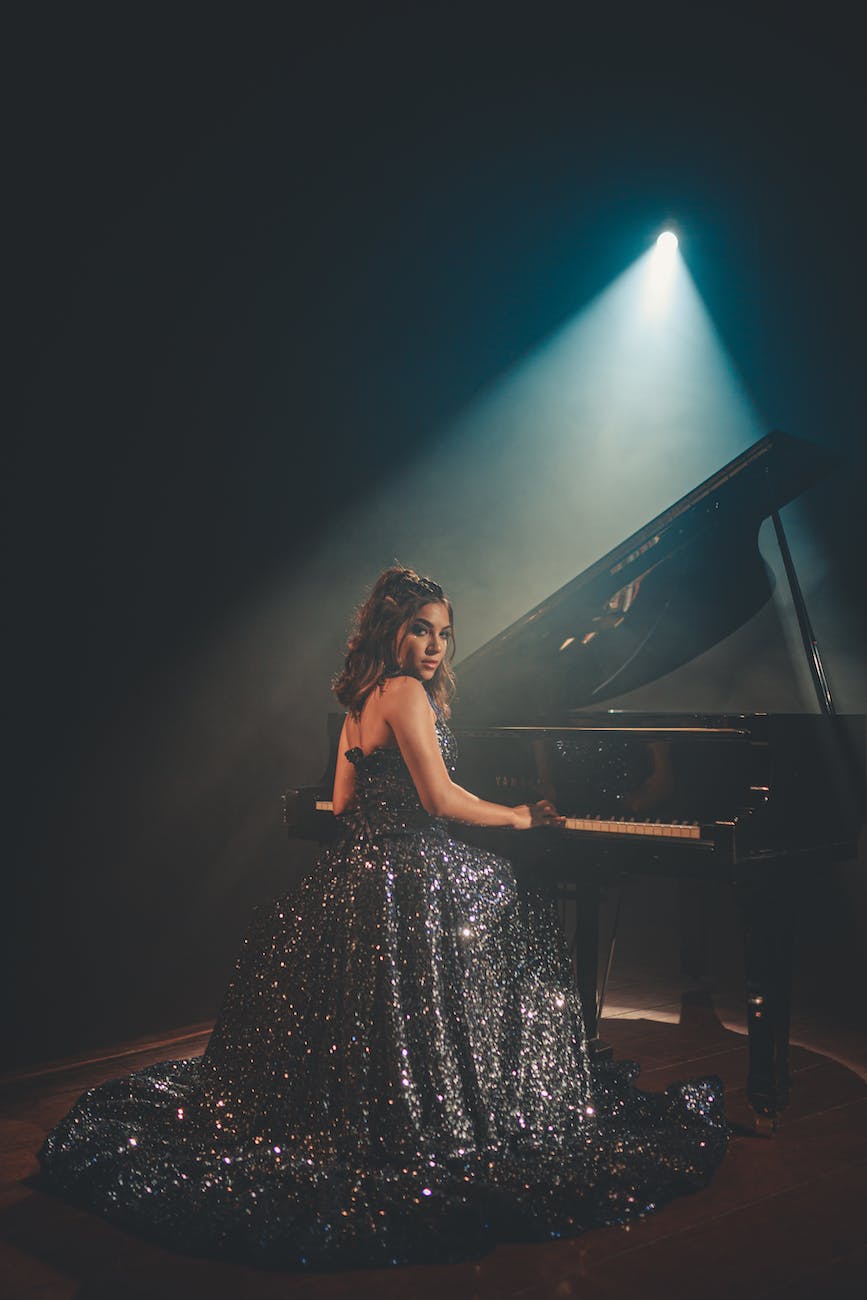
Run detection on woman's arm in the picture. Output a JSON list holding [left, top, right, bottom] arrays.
[[382, 677, 560, 829], [332, 718, 357, 815]]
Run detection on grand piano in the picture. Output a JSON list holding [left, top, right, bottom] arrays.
[[284, 430, 864, 1129]]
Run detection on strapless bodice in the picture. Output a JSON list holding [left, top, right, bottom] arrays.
[[345, 715, 456, 835]]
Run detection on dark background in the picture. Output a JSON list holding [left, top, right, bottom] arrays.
[[5, 3, 866, 1068]]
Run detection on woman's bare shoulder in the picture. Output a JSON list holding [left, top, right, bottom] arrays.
[[380, 675, 429, 711]]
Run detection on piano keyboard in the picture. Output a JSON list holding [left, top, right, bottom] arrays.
[[564, 816, 701, 840], [314, 800, 700, 840]]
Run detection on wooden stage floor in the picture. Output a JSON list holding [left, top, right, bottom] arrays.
[[2, 973, 866, 1300]]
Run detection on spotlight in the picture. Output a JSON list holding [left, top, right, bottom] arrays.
[[643, 227, 681, 316]]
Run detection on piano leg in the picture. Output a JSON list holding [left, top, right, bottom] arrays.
[[737, 862, 797, 1131], [570, 871, 614, 1059]]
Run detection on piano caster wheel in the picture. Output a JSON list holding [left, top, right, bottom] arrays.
[[753, 1113, 779, 1137]]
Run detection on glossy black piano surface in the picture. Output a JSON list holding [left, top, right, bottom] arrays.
[[452, 429, 832, 724], [452, 712, 863, 867], [284, 431, 865, 1124]]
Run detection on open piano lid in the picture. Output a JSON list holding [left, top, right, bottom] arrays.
[[453, 431, 831, 725]]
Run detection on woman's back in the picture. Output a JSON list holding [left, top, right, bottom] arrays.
[[342, 676, 407, 759]]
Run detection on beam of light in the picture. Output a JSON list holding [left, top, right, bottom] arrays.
[[253, 233, 771, 692], [249, 235, 770, 654]]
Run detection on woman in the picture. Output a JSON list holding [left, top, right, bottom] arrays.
[[38, 567, 728, 1270]]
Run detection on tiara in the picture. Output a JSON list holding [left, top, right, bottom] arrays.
[[383, 569, 444, 601], [412, 575, 444, 599]]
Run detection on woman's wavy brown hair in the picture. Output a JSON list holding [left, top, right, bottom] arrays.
[[334, 566, 456, 718]]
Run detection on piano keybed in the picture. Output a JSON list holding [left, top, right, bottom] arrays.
[[309, 798, 701, 841]]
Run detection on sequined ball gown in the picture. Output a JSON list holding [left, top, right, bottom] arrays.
[[38, 699, 728, 1270]]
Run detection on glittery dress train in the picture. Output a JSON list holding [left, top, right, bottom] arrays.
[[38, 709, 728, 1270]]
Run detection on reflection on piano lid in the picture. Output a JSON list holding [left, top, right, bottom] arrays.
[[452, 430, 832, 725]]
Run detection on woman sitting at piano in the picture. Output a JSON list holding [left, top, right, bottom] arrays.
[[331, 568, 561, 830], [38, 565, 728, 1271]]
